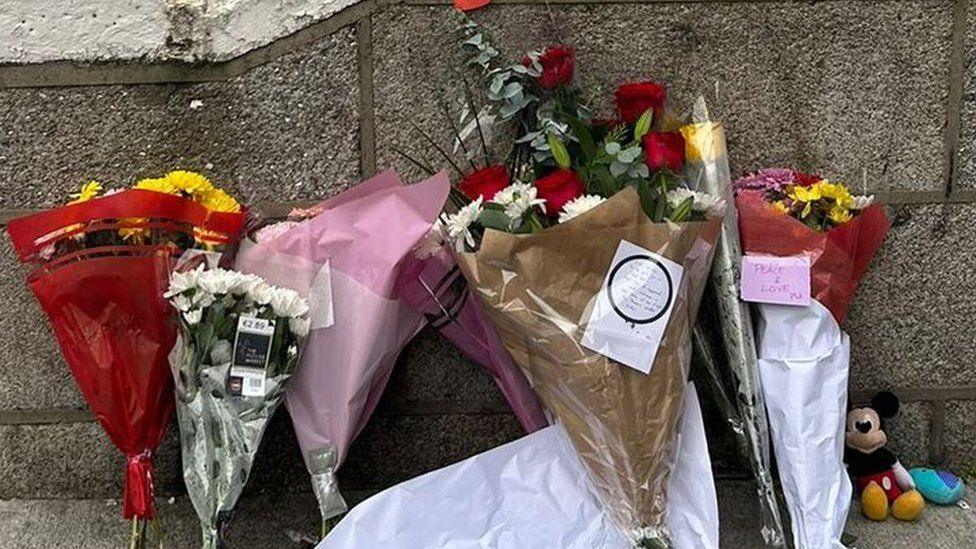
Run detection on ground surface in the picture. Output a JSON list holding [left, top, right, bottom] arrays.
[[1, 481, 973, 548]]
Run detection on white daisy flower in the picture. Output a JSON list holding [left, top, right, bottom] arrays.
[[170, 293, 193, 312], [289, 316, 311, 338], [441, 197, 483, 252], [270, 287, 310, 318], [492, 182, 547, 223], [183, 309, 203, 325], [165, 265, 203, 298], [229, 273, 263, 295], [248, 281, 275, 305], [558, 195, 607, 224], [197, 268, 237, 294], [851, 195, 875, 210], [665, 187, 726, 218]]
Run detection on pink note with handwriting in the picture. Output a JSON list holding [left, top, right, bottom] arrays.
[[740, 255, 811, 306]]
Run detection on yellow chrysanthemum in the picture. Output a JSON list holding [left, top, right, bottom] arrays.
[[67, 181, 103, 205], [134, 177, 179, 195], [813, 181, 854, 208], [788, 185, 822, 203], [164, 170, 214, 197], [119, 220, 150, 244], [828, 204, 853, 225], [197, 188, 241, 213], [772, 200, 790, 214]]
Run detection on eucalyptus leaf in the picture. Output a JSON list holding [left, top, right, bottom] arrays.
[[618, 146, 642, 164], [500, 82, 523, 99], [498, 103, 522, 119], [610, 161, 628, 178], [478, 208, 512, 231], [489, 74, 505, 94]]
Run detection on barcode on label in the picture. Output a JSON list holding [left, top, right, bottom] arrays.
[[228, 366, 266, 398]]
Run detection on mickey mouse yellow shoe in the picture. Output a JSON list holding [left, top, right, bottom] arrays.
[[891, 489, 925, 521], [861, 481, 890, 521]]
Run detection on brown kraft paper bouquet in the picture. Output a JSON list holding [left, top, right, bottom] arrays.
[[408, 18, 728, 546]]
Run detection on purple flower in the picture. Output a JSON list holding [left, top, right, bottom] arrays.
[[732, 168, 797, 195]]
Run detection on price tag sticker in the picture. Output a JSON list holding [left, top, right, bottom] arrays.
[[228, 316, 275, 398], [740, 255, 811, 306]]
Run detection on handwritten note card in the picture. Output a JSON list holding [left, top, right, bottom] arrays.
[[740, 255, 811, 306], [582, 240, 683, 375]]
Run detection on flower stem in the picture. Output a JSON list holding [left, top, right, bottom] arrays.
[[321, 516, 339, 541], [129, 516, 139, 549]]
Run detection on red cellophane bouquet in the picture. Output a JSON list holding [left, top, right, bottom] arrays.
[[6, 174, 244, 546]]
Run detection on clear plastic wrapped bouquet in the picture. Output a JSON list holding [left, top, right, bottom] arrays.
[[166, 266, 310, 548]]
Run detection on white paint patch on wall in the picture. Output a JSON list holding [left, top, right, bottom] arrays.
[[0, 0, 358, 64], [0, 0, 170, 63], [206, 0, 362, 61]]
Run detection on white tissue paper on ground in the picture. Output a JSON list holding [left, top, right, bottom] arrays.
[[757, 301, 853, 548], [320, 382, 718, 549]]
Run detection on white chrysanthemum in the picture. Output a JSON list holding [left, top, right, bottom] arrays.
[[229, 273, 263, 295], [248, 281, 275, 305], [665, 187, 726, 218], [492, 182, 547, 221], [289, 316, 311, 338], [270, 287, 310, 318], [413, 221, 445, 259], [170, 293, 193, 312], [165, 265, 203, 298], [197, 268, 238, 294], [851, 195, 875, 210], [183, 309, 203, 325], [558, 195, 607, 224], [441, 197, 483, 252], [210, 339, 232, 365]]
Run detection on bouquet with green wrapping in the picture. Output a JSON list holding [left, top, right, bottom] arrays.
[[166, 265, 310, 548]]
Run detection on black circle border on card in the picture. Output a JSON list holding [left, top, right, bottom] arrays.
[[606, 254, 674, 325]]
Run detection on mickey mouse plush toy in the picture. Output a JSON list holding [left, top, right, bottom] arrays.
[[844, 391, 925, 521]]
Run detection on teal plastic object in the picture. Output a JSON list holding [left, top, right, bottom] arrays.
[[910, 468, 965, 505]]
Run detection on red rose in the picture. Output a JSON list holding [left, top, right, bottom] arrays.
[[793, 171, 821, 187], [642, 132, 686, 172], [524, 46, 575, 89], [459, 166, 510, 201], [534, 169, 585, 215], [614, 81, 667, 124]]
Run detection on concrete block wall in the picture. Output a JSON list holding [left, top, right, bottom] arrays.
[[1, 0, 974, 506]]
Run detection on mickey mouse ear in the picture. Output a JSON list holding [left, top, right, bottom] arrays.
[[871, 391, 900, 418]]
